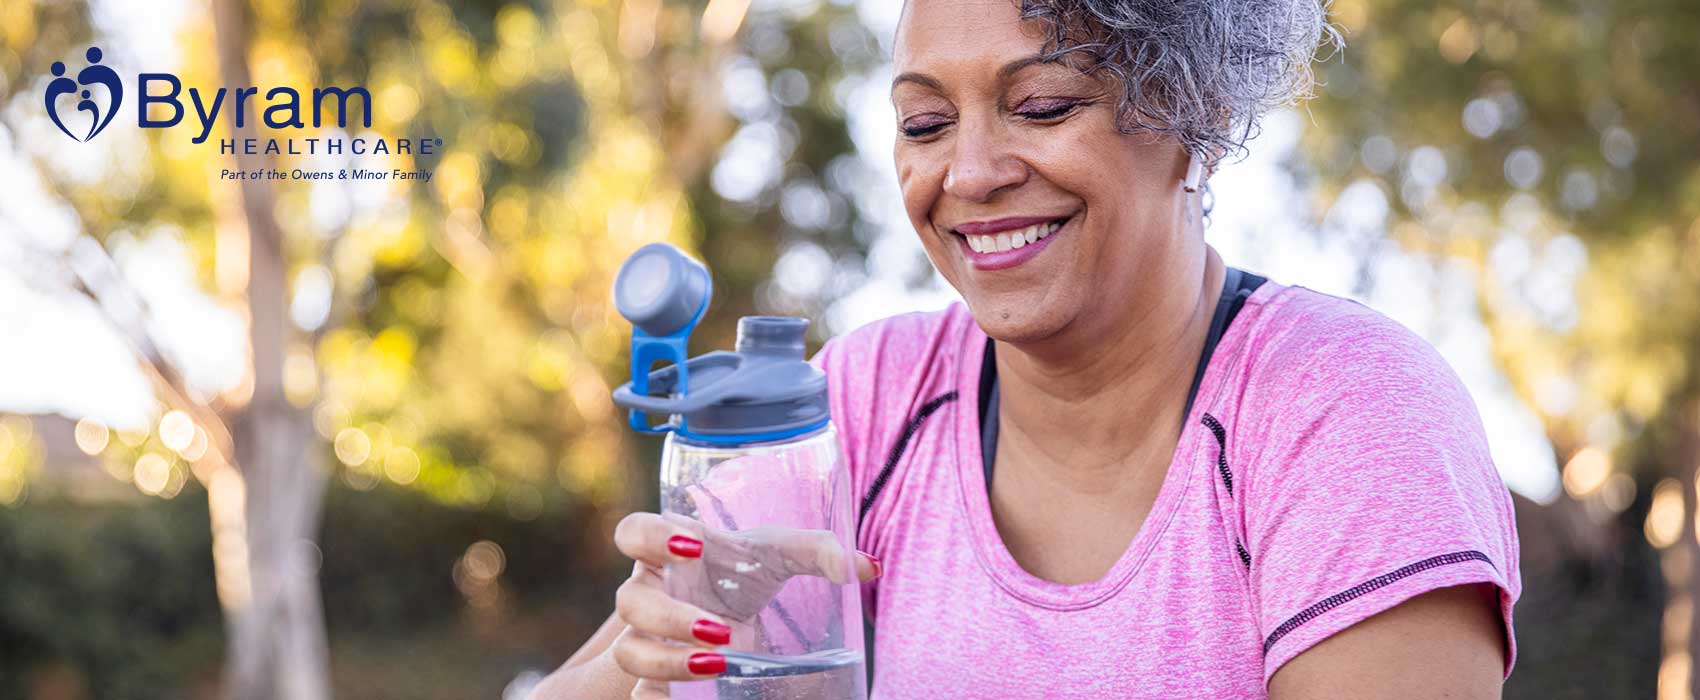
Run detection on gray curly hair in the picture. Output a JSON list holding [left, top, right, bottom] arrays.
[[1019, 0, 1343, 168]]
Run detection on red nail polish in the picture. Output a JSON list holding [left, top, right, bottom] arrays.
[[668, 535, 703, 558], [688, 652, 726, 675], [691, 618, 731, 645], [861, 550, 883, 579]]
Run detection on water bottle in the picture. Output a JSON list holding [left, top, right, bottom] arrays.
[[610, 243, 867, 700]]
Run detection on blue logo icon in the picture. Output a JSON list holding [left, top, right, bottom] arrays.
[[45, 47, 123, 142]]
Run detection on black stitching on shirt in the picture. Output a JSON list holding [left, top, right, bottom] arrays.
[[859, 390, 959, 536], [1236, 541, 1252, 569], [1201, 413, 1233, 496], [1262, 550, 1496, 654]]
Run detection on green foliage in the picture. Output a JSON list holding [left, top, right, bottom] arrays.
[[1303, 0, 1700, 449], [0, 481, 625, 698], [0, 494, 222, 699], [316, 475, 622, 634]]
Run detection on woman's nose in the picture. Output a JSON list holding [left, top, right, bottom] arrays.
[[943, 120, 1026, 202]]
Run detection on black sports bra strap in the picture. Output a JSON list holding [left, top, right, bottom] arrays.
[[980, 267, 1266, 487]]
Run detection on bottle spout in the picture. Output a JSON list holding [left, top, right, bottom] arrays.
[[735, 316, 808, 359]]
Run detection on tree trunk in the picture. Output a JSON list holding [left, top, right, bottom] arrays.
[[212, 0, 332, 697], [227, 403, 327, 700]]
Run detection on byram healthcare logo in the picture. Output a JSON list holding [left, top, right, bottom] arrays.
[[45, 47, 122, 142], [40, 45, 441, 182]]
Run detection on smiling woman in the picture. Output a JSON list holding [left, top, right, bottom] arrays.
[[540, 2, 1520, 699]]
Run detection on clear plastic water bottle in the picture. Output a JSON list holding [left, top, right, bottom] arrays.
[[611, 243, 867, 700]]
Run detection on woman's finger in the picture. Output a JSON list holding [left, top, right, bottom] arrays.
[[615, 566, 734, 647], [808, 537, 883, 585], [738, 527, 885, 584], [614, 511, 706, 567], [630, 679, 670, 700], [612, 627, 728, 682], [854, 550, 884, 583], [820, 543, 883, 584]]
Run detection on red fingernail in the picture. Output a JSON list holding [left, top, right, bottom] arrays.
[[688, 652, 726, 675], [692, 618, 731, 645], [860, 550, 883, 579], [668, 535, 703, 558]]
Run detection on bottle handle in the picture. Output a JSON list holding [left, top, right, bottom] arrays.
[[616, 350, 746, 433], [622, 332, 689, 433], [611, 242, 714, 433]]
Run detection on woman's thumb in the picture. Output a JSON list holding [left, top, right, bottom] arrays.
[[631, 678, 671, 700], [853, 550, 884, 583]]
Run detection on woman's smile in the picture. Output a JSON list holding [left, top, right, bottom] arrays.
[[950, 214, 1074, 271]]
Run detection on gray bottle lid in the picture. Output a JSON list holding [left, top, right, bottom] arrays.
[[613, 243, 711, 338], [612, 316, 830, 443]]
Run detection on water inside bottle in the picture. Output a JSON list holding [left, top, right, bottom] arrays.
[[674, 647, 865, 700]]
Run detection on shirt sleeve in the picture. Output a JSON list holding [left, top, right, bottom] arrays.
[[1234, 301, 1522, 685]]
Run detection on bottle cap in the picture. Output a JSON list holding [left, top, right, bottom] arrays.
[[610, 246, 829, 445]]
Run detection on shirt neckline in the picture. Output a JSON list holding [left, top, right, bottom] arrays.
[[979, 268, 1267, 486], [948, 278, 1281, 610]]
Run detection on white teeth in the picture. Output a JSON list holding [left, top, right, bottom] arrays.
[[964, 219, 1066, 254]]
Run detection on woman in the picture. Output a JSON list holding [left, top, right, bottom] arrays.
[[540, 0, 1520, 697]]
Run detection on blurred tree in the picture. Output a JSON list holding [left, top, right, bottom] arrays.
[[208, 0, 331, 696], [1300, 0, 1699, 694]]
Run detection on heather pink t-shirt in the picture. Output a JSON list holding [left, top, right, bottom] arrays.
[[810, 280, 1521, 698]]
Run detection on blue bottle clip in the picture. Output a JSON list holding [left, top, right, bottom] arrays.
[[612, 243, 712, 434]]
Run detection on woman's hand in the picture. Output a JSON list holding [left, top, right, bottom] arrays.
[[608, 511, 881, 699]]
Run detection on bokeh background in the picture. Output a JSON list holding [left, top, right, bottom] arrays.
[[0, 0, 1695, 698]]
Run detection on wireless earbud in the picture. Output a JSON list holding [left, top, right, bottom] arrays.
[[1182, 152, 1204, 193]]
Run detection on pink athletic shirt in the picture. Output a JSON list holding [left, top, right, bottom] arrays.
[[810, 280, 1521, 698]]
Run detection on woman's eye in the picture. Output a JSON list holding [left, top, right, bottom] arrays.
[[899, 117, 950, 138], [1017, 100, 1082, 121]]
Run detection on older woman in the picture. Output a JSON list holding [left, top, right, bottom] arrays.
[[541, 0, 1520, 697]]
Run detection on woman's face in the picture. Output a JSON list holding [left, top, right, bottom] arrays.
[[892, 0, 1196, 343]]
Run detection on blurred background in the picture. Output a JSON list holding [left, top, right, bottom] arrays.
[[0, 0, 1695, 697]]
